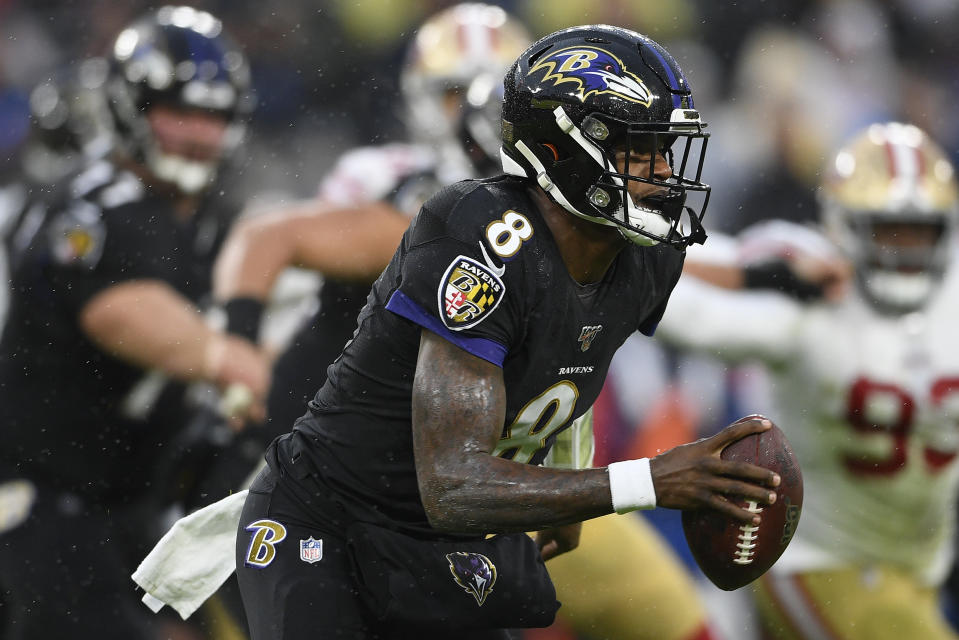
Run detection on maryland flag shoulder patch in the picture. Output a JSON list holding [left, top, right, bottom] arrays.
[[49, 204, 106, 268], [437, 255, 505, 331]]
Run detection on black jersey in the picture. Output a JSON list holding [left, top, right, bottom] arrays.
[[265, 279, 372, 434], [0, 161, 235, 501], [286, 175, 684, 534], [266, 143, 444, 433]]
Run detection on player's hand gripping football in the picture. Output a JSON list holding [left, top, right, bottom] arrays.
[[649, 417, 780, 525], [204, 333, 271, 428]]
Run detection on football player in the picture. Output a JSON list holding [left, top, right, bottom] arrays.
[[0, 57, 113, 330], [211, 6, 718, 640], [656, 122, 959, 640], [231, 23, 781, 639], [0, 7, 269, 638]]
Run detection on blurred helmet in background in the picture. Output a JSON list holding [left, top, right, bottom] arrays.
[[821, 122, 959, 314], [105, 5, 253, 194], [400, 3, 531, 180], [501, 25, 710, 249], [22, 57, 113, 184]]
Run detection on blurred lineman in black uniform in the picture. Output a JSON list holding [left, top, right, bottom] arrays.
[[232, 24, 782, 639], [0, 57, 114, 330], [0, 6, 269, 638]]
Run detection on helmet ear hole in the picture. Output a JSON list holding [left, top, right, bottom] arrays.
[[540, 142, 561, 163]]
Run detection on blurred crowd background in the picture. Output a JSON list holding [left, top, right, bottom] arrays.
[[2, 1, 959, 639], [2, 0, 958, 232]]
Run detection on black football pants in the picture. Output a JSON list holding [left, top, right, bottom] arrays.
[[235, 467, 515, 640]]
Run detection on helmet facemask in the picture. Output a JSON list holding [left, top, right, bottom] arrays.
[[838, 211, 952, 314], [457, 73, 508, 176], [584, 112, 709, 248], [141, 103, 244, 194], [504, 104, 709, 249]]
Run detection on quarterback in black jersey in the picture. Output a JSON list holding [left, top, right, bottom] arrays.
[[300, 173, 685, 530], [0, 7, 268, 639], [234, 25, 781, 639]]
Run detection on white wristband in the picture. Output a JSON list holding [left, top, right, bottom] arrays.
[[608, 458, 656, 513]]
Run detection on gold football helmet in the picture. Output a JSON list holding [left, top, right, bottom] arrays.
[[400, 3, 531, 179], [821, 122, 959, 313]]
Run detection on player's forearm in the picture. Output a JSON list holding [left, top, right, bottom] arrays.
[[682, 260, 744, 290], [213, 213, 297, 302], [79, 279, 226, 381], [412, 330, 614, 532], [656, 277, 797, 364], [422, 456, 614, 533], [213, 202, 408, 304]]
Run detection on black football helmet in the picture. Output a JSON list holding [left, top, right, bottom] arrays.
[[22, 58, 112, 184], [501, 25, 710, 248], [105, 5, 253, 193]]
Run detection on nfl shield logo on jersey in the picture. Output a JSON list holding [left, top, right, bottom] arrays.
[[300, 537, 323, 564]]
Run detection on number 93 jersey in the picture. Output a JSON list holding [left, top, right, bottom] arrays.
[[658, 253, 959, 585], [293, 175, 683, 533]]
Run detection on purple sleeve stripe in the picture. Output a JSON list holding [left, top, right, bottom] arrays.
[[385, 289, 508, 367]]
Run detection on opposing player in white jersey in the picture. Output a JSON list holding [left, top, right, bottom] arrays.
[[657, 122, 959, 640]]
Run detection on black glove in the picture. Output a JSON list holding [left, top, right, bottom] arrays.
[[743, 260, 824, 302]]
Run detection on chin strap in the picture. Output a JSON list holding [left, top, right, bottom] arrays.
[[508, 139, 616, 228], [865, 270, 935, 312], [553, 107, 608, 168]]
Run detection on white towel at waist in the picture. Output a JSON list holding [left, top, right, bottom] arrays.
[[131, 489, 246, 620]]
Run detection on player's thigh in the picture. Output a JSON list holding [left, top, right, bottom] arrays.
[[545, 513, 707, 640], [236, 471, 518, 640], [235, 472, 371, 639], [754, 567, 958, 640]]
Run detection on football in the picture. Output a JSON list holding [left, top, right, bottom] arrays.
[[681, 415, 803, 591]]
